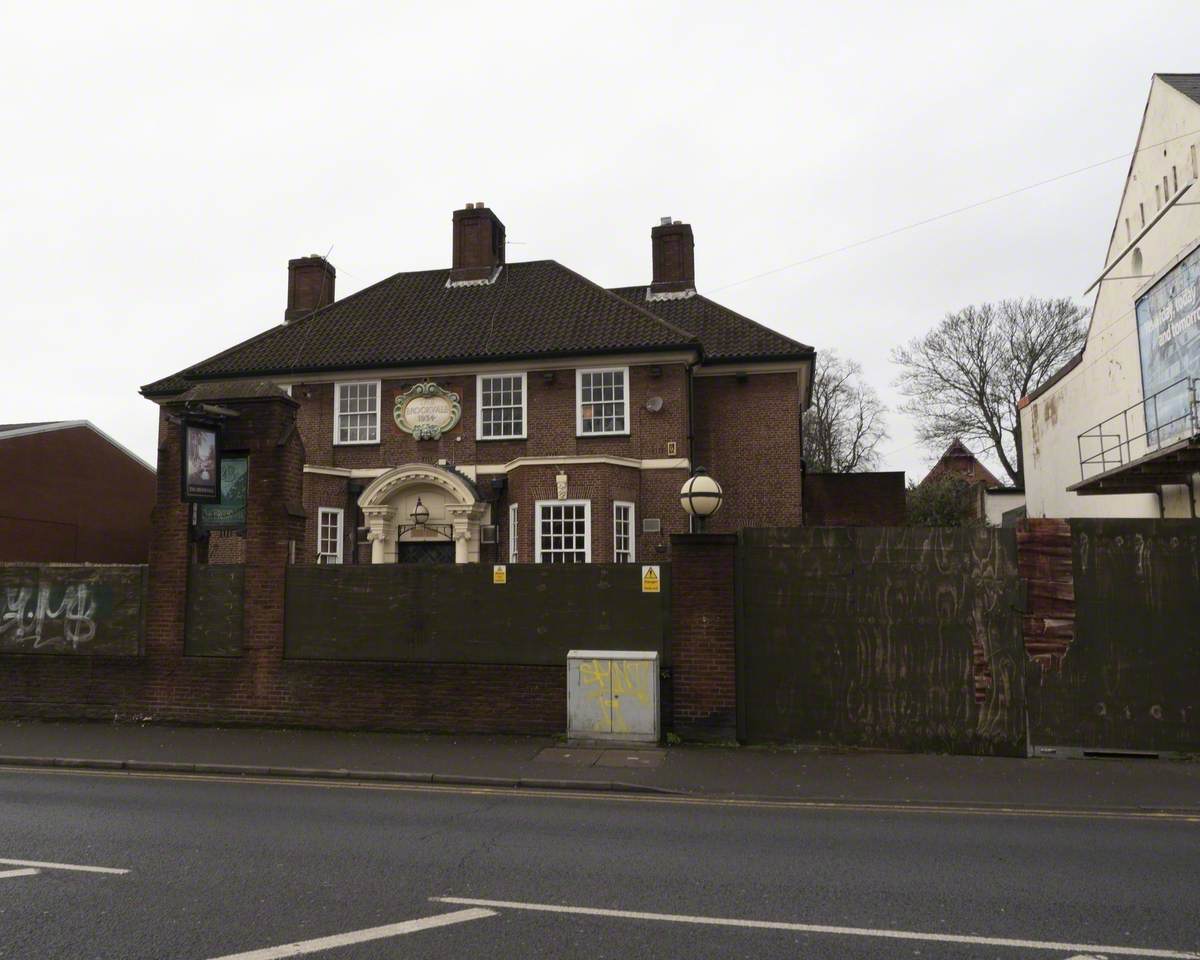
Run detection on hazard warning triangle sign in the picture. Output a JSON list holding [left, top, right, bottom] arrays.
[[641, 565, 661, 593]]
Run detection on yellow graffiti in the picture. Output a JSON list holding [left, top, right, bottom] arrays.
[[580, 658, 651, 733]]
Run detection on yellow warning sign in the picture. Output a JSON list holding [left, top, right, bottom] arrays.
[[493, 565, 507, 585], [641, 564, 661, 593]]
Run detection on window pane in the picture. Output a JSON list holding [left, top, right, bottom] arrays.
[[579, 370, 626, 434], [480, 374, 525, 438]]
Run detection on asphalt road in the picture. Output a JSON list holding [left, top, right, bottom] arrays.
[[0, 767, 1197, 960]]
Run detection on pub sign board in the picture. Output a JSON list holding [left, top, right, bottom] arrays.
[[181, 420, 221, 502], [1136, 241, 1200, 444], [198, 456, 247, 531]]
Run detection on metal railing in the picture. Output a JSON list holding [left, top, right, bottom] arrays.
[[1077, 377, 1199, 482]]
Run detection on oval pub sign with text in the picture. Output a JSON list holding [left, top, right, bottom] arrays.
[[394, 382, 463, 440]]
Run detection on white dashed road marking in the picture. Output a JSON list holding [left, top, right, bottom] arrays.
[[0, 868, 40, 880], [202, 907, 497, 960], [432, 897, 1200, 959], [0, 857, 128, 875]]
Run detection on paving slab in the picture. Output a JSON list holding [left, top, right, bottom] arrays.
[[533, 747, 602, 766], [596, 749, 665, 769]]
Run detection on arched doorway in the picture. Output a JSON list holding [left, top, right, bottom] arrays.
[[357, 464, 491, 564]]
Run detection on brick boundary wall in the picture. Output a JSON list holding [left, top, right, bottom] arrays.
[[668, 533, 737, 740], [0, 395, 567, 735], [1016, 518, 1076, 669]]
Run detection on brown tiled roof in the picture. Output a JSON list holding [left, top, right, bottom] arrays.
[[142, 261, 700, 397], [608, 286, 813, 363], [174, 381, 294, 403], [919, 439, 1001, 488]]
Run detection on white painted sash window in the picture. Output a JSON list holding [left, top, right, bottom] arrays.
[[536, 500, 590, 563], [317, 507, 344, 564], [508, 502, 519, 563], [577, 367, 629, 436], [477, 373, 527, 439], [613, 501, 635, 563], [334, 381, 380, 445]]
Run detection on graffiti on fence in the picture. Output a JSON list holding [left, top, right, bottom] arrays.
[[0, 567, 143, 655], [1, 583, 99, 651]]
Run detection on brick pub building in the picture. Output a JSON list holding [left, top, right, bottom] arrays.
[[142, 206, 814, 564]]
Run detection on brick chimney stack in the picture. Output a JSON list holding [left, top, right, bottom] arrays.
[[451, 203, 505, 283], [285, 255, 336, 324], [650, 217, 695, 294]]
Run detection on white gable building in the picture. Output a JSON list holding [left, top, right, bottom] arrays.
[[1021, 74, 1200, 519]]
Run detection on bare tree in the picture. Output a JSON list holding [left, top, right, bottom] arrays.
[[892, 297, 1087, 486], [802, 351, 889, 473]]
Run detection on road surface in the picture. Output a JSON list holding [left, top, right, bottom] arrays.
[[0, 766, 1197, 959]]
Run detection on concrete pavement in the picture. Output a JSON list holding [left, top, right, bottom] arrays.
[[1, 719, 1198, 811]]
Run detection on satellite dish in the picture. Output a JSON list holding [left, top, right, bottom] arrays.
[[645, 396, 664, 413]]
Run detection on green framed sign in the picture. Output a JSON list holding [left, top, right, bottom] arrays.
[[197, 456, 248, 532]]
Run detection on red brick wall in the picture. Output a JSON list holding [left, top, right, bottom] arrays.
[[693, 373, 803, 532], [0, 426, 156, 563], [292, 362, 690, 470], [803, 472, 906, 526], [0, 398, 569, 735], [0, 418, 742, 739], [1017, 518, 1076, 670], [669, 533, 738, 739], [294, 364, 805, 560]]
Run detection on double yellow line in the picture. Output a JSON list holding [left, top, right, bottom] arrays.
[[4, 763, 1198, 824]]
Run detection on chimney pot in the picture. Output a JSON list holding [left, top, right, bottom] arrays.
[[650, 218, 695, 294], [285, 255, 336, 323], [451, 204, 506, 282]]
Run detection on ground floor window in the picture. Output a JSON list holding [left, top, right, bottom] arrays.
[[613, 501, 635, 562], [317, 507, 344, 563], [536, 500, 590, 563]]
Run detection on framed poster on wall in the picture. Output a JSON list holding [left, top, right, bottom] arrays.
[[181, 420, 221, 502]]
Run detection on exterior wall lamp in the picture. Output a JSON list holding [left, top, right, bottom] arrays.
[[395, 497, 453, 540], [679, 468, 723, 532]]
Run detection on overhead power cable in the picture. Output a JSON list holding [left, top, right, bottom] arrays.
[[706, 128, 1200, 295]]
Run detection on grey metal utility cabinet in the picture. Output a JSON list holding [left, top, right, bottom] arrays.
[[566, 649, 660, 743]]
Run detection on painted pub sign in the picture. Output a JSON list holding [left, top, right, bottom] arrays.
[[198, 456, 248, 532], [181, 421, 220, 502], [1136, 242, 1200, 445], [394, 382, 462, 440]]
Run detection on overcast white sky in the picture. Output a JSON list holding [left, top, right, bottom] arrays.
[[3, 1, 1198, 481]]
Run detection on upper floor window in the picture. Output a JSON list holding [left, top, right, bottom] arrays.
[[317, 507, 344, 563], [477, 373, 527, 440], [1155, 184, 1162, 210], [577, 366, 630, 436], [536, 500, 590, 563], [1140, 202, 1146, 227], [334, 381, 380, 445], [1192, 144, 1198, 180], [613, 501, 635, 563]]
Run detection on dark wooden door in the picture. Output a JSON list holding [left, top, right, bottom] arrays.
[[395, 541, 455, 564]]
